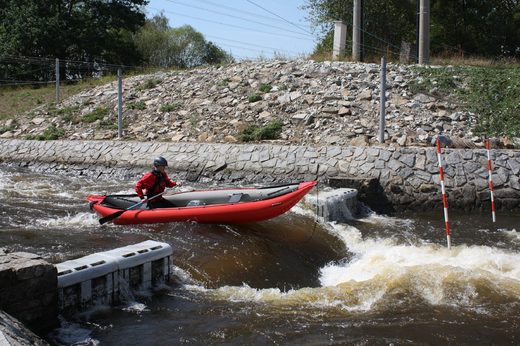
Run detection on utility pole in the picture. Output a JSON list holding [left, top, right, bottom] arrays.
[[418, 0, 430, 65], [352, 0, 363, 62]]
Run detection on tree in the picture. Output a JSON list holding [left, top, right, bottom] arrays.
[[304, 0, 520, 60], [0, 0, 148, 83], [134, 14, 233, 69], [431, 0, 520, 58]]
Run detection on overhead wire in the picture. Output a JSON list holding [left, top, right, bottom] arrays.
[[163, 0, 313, 38], [246, 0, 313, 36], [147, 7, 313, 42], [205, 34, 304, 56]]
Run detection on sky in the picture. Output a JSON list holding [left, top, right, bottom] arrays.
[[145, 0, 318, 60]]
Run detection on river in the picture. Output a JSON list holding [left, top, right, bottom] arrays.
[[1, 166, 519, 345]]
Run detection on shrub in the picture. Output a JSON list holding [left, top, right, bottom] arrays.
[[160, 103, 180, 112], [217, 78, 231, 87], [54, 106, 79, 123], [82, 107, 108, 123], [137, 79, 161, 90], [259, 83, 272, 93], [0, 124, 16, 134], [410, 65, 520, 138], [239, 120, 283, 142], [128, 102, 146, 110], [248, 94, 262, 103], [27, 124, 65, 140]]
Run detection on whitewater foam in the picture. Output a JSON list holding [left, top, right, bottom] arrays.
[[34, 212, 100, 228]]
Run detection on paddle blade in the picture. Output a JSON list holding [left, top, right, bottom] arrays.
[[99, 210, 125, 225]]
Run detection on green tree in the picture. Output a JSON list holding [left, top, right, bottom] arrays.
[[134, 15, 233, 68], [0, 0, 148, 82], [431, 0, 520, 57]]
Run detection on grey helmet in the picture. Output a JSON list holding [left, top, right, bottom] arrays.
[[153, 156, 168, 167]]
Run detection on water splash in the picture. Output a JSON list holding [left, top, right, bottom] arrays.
[[34, 212, 100, 228], [182, 220, 520, 315], [49, 319, 100, 346]]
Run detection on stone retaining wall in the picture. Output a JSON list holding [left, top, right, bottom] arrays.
[[1, 139, 519, 211], [0, 250, 57, 335]]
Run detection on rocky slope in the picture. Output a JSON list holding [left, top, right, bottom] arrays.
[[1, 60, 486, 148]]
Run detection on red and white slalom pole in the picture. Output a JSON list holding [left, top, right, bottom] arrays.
[[437, 137, 451, 249], [485, 139, 496, 222]]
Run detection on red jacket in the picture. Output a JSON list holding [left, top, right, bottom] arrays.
[[135, 170, 176, 199]]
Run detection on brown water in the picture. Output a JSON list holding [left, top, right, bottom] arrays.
[[1, 166, 519, 345]]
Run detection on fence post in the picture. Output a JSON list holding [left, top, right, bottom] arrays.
[[117, 69, 123, 138], [55, 58, 60, 104], [379, 56, 386, 143]]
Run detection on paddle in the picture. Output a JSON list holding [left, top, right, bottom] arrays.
[[99, 191, 167, 225]]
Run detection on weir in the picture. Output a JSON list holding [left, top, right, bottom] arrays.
[[311, 188, 359, 222], [56, 241, 172, 316]]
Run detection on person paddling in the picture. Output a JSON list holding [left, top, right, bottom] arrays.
[[135, 156, 178, 208]]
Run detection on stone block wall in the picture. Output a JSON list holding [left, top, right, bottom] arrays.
[[1, 139, 519, 212], [0, 251, 58, 335]]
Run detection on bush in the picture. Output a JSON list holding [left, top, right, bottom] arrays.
[[410, 65, 520, 138], [128, 102, 146, 110], [239, 120, 283, 142], [0, 120, 17, 134], [53, 106, 79, 123], [137, 79, 161, 90], [82, 107, 108, 123], [248, 94, 262, 103], [259, 84, 272, 93], [27, 124, 65, 140], [160, 103, 180, 112]]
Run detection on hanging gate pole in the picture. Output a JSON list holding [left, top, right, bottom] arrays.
[[485, 139, 496, 222], [436, 137, 451, 249]]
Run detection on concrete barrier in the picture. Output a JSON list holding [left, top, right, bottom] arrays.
[[56, 241, 172, 316]]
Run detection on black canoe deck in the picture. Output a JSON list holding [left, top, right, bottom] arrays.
[[102, 183, 300, 210]]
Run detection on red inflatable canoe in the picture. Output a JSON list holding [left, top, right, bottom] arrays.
[[87, 181, 317, 225]]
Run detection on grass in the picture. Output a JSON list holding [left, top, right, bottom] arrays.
[[409, 65, 520, 138], [239, 120, 283, 142], [0, 76, 116, 120]]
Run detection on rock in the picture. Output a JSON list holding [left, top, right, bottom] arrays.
[[338, 107, 352, 116], [350, 135, 369, 146], [31, 118, 46, 125], [224, 135, 238, 143]]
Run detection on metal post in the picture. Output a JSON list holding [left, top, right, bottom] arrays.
[[117, 69, 123, 138], [352, 0, 362, 62], [55, 58, 60, 104], [379, 56, 386, 143], [418, 0, 430, 65], [415, 0, 420, 63]]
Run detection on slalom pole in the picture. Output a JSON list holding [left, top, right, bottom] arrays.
[[436, 137, 451, 249], [485, 138, 496, 222]]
